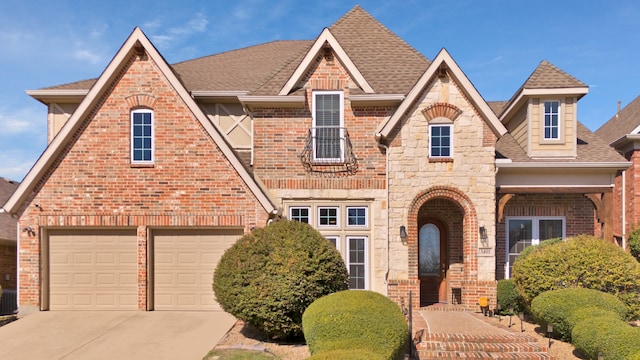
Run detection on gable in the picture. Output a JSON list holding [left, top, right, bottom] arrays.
[[3, 28, 277, 216]]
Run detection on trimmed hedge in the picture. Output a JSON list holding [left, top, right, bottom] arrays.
[[515, 237, 563, 263], [629, 227, 640, 262], [572, 315, 640, 359], [302, 290, 409, 360], [530, 288, 627, 341], [213, 220, 349, 340], [512, 235, 640, 318], [306, 349, 386, 360], [496, 279, 522, 315]]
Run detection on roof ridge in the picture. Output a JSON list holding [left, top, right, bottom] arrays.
[[171, 40, 311, 66], [330, 5, 429, 63], [524, 59, 586, 88]]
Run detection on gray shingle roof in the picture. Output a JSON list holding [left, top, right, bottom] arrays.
[[523, 60, 587, 89], [595, 95, 640, 145]]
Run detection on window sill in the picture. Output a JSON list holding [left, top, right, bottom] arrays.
[[130, 163, 155, 168], [429, 157, 453, 163]]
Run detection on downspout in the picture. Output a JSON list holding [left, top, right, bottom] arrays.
[[375, 133, 390, 296], [622, 169, 626, 249]]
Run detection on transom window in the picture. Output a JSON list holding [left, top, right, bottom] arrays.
[[506, 217, 565, 278], [429, 124, 452, 158], [543, 101, 560, 140], [290, 207, 310, 223], [312, 91, 344, 162], [131, 109, 154, 163], [318, 207, 339, 227], [347, 207, 367, 227]]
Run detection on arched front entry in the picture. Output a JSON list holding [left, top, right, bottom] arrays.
[[407, 186, 478, 308], [419, 219, 447, 304]]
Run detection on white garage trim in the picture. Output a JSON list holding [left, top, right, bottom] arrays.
[[45, 229, 138, 310], [151, 228, 242, 311]]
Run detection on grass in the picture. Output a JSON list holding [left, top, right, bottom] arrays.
[[203, 348, 277, 360]]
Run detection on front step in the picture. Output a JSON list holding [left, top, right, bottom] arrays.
[[415, 332, 550, 359]]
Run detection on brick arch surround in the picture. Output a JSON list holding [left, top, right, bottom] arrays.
[[406, 186, 480, 308]]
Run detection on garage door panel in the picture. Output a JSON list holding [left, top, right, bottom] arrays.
[[49, 230, 137, 310], [154, 229, 241, 311]]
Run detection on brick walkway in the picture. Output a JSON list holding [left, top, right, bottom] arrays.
[[411, 306, 551, 359]]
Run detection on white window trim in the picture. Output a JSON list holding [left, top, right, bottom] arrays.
[[428, 124, 453, 158], [131, 109, 154, 164], [289, 206, 311, 224], [317, 206, 340, 228], [312, 91, 344, 163], [505, 216, 565, 278], [541, 100, 561, 142], [324, 235, 341, 252], [346, 206, 368, 228], [346, 235, 369, 290]]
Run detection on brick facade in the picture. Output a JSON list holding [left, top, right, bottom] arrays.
[[496, 193, 596, 280], [17, 53, 269, 310]]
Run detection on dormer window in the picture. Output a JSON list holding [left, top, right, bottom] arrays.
[[543, 101, 560, 140]]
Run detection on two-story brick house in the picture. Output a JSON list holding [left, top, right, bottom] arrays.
[[596, 95, 640, 246], [2, 6, 628, 314]]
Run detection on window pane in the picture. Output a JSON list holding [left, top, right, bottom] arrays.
[[348, 237, 366, 289], [430, 125, 451, 158], [290, 207, 310, 223], [539, 219, 563, 240], [319, 207, 338, 226], [347, 207, 366, 226], [507, 219, 532, 277]]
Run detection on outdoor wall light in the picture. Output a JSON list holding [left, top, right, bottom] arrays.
[[479, 226, 488, 247], [399, 225, 408, 245]]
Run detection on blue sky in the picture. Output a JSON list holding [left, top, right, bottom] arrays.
[[1, 0, 639, 181]]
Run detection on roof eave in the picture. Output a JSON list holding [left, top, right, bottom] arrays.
[[26, 89, 89, 104], [500, 87, 589, 122], [496, 161, 630, 170]]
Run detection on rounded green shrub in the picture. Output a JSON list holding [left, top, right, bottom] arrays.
[[213, 219, 349, 340], [515, 237, 563, 263], [530, 288, 627, 341], [512, 235, 640, 318], [302, 290, 409, 360], [572, 315, 640, 359], [496, 279, 523, 315], [306, 349, 386, 360], [629, 227, 640, 262]]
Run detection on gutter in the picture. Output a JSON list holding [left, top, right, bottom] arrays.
[[496, 161, 631, 170], [375, 132, 391, 296]]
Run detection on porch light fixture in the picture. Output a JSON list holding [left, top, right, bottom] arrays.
[[479, 226, 488, 247], [399, 225, 408, 245]]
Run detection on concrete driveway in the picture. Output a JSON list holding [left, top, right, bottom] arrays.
[[0, 311, 236, 360]]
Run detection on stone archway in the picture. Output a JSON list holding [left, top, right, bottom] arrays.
[[407, 186, 479, 308]]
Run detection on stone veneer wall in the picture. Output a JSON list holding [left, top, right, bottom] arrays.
[[386, 75, 498, 309]]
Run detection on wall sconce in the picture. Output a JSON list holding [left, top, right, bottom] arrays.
[[479, 226, 488, 247], [22, 226, 36, 237], [399, 225, 408, 245]]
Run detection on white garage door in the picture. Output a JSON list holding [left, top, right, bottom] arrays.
[[153, 229, 241, 311], [49, 230, 138, 310]]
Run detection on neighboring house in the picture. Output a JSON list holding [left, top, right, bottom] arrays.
[[0, 177, 18, 290], [1, 6, 628, 313], [596, 95, 640, 246]]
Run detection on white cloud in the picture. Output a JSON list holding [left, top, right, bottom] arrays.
[[0, 107, 41, 135], [148, 12, 209, 50], [73, 49, 104, 64]]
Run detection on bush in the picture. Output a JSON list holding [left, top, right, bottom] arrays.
[[516, 237, 563, 263], [629, 227, 640, 262], [306, 349, 386, 360], [572, 315, 640, 359], [302, 290, 409, 360], [530, 288, 627, 341], [496, 279, 523, 315], [512, 235, 640, 318], [213, 219, 349, 340]]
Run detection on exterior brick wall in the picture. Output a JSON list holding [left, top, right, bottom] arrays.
[[17, 53, 269, 310], [0, 243, 16, 290], [496, 193, 596, 279]]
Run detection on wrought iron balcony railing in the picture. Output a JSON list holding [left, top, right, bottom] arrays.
[[300, 127, 358, 175]]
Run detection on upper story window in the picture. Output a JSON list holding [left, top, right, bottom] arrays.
[[543, 101, 560, 140], [131, 109, 154, 163], [429, 124, 452, 158], [312, 91, 344, 162], [347, 207, 367, 227]]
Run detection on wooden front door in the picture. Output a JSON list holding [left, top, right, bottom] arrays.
[[419, 221, 447, 306]]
